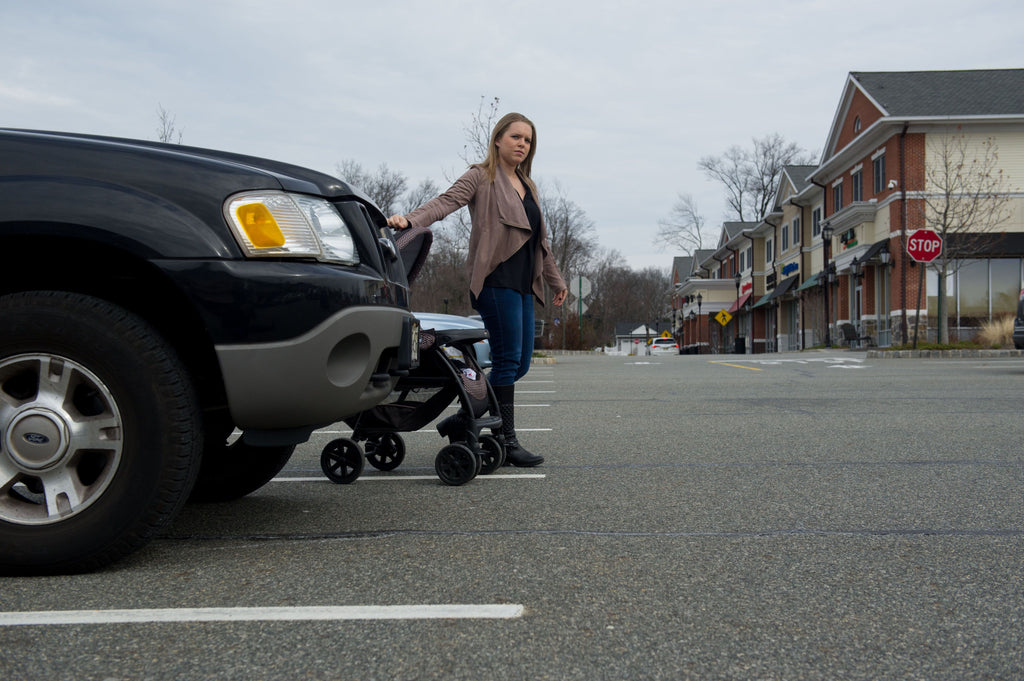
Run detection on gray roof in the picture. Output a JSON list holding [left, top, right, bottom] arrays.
[[723, 222, 754, 240], [672, 256, 692, 279], [693, 249, 716, 271], [782, 165, 816, 194], [852, 69, 1024, 117]]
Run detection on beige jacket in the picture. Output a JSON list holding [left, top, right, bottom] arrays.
[[404, 165, 566, 304]]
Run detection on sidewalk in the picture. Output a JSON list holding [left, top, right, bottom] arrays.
[[540, 347, 1024, 360]]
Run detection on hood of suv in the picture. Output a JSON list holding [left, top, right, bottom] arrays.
[[0, 128, 382, 217]]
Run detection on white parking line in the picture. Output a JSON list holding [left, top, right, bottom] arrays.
[[272, 474, 546, 483], [316, 428, 553, 435], [0, 604, 524, 626]]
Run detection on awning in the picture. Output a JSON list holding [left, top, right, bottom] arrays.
[[727, 292, 752, 314], [771, 275, 798, 300], [751, 275, 798, 308], [834, 238, 888, 273], [751, 292, 773, 309], [795, 272, 822, 292], [860, 239, 886, 262]]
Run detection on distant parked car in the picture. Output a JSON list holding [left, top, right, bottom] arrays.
[[648, 338, 680, 356], [1013, 289, 1024, 349], [415, 312, 491, 367]]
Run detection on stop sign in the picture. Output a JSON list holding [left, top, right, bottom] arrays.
[[906, 230, 943, 262]]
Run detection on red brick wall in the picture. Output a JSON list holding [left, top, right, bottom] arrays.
[[835, 88, 885, 151], [825, 131, 925, 216]]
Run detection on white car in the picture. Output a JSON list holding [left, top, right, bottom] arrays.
[[648, 338, 680, 355], [414, 312, 491, 367]]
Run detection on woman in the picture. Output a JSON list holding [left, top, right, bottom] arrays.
[[388, 112, 568, 467]]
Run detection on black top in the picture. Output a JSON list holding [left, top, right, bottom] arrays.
[[483, 184, 541, 295]]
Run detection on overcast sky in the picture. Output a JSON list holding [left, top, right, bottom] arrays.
[[3, 0, 1023, 271]]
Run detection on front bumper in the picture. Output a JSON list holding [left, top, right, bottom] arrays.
[[216, 305, 417, 434]]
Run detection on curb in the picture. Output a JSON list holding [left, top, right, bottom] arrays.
[[866, 349, 1024, 359]]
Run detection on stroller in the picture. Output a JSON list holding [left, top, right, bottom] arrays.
[[319, 226, 506, 486]]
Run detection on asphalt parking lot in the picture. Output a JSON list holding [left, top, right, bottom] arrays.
[[2, 351, 1023, 680]]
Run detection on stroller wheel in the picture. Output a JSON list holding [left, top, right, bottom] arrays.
[[477, 434, 505, 475], [435, 443, 478, 486], [365, 433, 405, 471], [321, 438, 364, 484]]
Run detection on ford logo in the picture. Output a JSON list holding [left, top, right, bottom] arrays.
[[23, 432, 51, 445]]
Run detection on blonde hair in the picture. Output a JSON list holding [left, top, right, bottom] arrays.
[[479, 112, 538, 194]]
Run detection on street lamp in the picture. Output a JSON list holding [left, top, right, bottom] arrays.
[[687, 310, 696, 355], [733, 271, 742, 352], [821, 221, 833, 347], [695, 293, 703, 354]]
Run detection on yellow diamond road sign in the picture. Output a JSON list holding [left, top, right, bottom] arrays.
[[715, 309, 733, 326]]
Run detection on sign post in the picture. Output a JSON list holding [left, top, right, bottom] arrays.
[[906, 230, 943, 348], [568, 275, 592, 343]]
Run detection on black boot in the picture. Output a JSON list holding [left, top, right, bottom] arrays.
[[493, 384, 544, 467], [436, 410, 469, 443]]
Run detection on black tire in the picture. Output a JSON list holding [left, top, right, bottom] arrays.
[[478, 435, 505, 475], [434, 443, 478, 486], [0, 292, 202, 574], [189, 434, 295, 503], [365, 433, 405, 471], [321, 438, 363, 484]]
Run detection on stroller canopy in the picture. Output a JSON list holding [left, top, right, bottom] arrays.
[[394, 225, 432, 286]]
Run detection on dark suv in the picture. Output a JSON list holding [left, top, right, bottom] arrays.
[[0, 129, 417, 573]]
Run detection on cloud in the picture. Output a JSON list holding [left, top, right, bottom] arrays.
[[3, 0, 1024, 270], [0, 82, 76, 108]]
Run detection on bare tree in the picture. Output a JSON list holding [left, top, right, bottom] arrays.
[[577, 254, 672, 350], [156, 104, 183, 144], [698, 145, 750, 220], [699, 133, 815, 221], [632, 267, 673, 342], [335, 160, 408, 216], [402, 178, 442, 214], [655, 193, 712, 255], [921, 130, 1014, 343], [437, 95, 504, 249], [540, 179, 598, 281], [461, 95, 501, 165]]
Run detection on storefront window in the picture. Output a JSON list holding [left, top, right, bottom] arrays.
[[990, 258, 1021, 317], [925, 258, 1023, 340], [958, 260, 989, 325]]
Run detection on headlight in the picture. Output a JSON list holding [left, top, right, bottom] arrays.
[[224, 191, 359, 265]]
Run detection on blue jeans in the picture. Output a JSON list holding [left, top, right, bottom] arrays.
[[475, 286, 534, 387]]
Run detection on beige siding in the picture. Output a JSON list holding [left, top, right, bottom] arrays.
[[924, 126, 1024, 234]]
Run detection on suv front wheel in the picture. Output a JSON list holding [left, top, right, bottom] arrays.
[[0, 292, 202, 574]]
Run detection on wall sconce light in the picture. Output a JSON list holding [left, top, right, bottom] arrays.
[[879, 245, 892, 267]]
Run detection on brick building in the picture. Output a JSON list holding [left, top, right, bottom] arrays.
[[676, 69, 1024, 352]]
